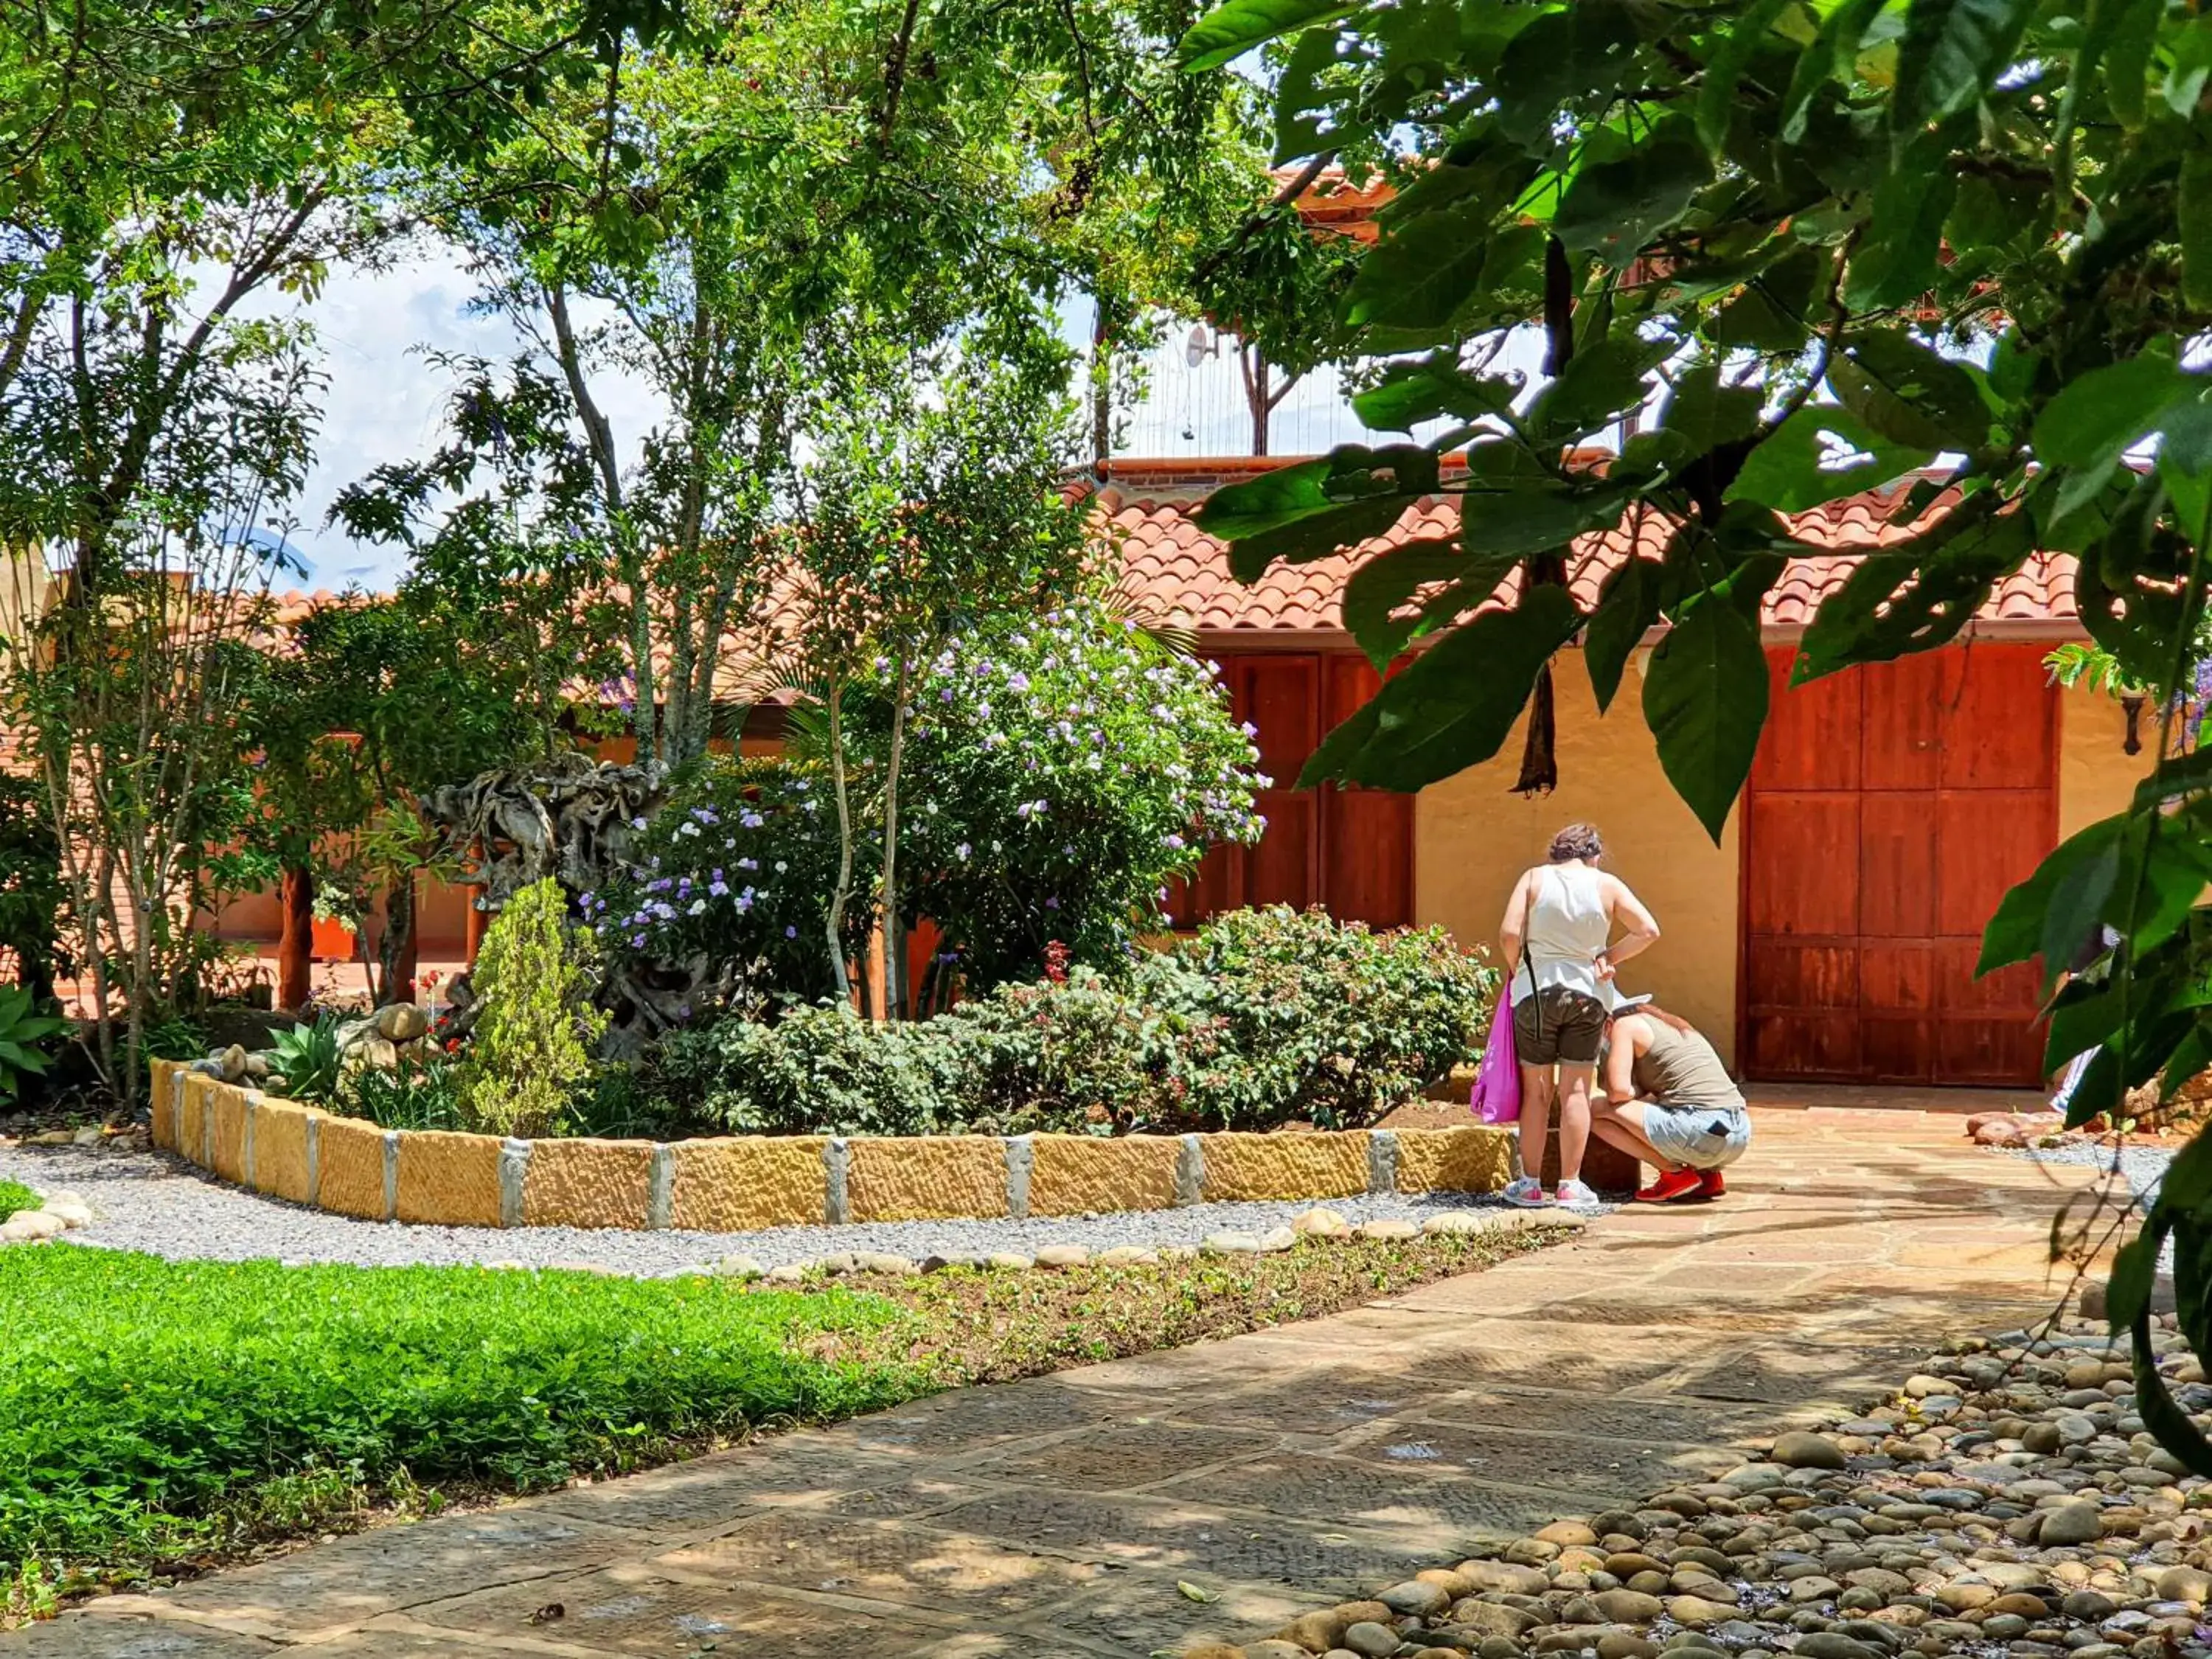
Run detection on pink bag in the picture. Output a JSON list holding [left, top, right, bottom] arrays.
[[1469, 987, 1520, 1124]]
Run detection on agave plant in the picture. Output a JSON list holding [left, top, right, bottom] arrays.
[[0, 984, 65, 1104], [268, 1013, 344, 1104]]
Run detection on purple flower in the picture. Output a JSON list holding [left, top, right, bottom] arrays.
[[740, 810, 765, 829], [785, 925, 799, 938], [1045, 896, 1060, 910], [691, 806, 720, 825], [1162, 832, 1186, 849]]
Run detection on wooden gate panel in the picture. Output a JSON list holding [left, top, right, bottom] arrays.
[[1742, 642, 2056, 1085]]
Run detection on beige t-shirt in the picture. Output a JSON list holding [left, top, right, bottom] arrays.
[[1631, 1020, 1745, 1113]]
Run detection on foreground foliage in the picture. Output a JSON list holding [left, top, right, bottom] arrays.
[[659, 905, 1494, 1135], [0, 1248, 922, 1609], [0, 1183, 34, 1222], [1172, 0, 2212, 1468]]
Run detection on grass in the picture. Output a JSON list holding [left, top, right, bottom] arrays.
[[0, 1181, 34, 1222], [1, 1222, 1569, 1624], [0, 1248, 926, 1620]]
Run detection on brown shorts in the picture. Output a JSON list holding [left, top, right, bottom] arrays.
[[1512, 985, 1607, 1066]]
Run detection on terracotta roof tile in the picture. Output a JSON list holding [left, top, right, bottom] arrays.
[[1096, 473, 2080, 636]]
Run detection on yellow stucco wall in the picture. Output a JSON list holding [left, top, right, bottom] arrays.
[[1413, 648, 1742, 1065], [2058, 680, 2154, 840]]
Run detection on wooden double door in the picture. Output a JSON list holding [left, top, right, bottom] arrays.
[[1169, 650, 1414, 928], [1741, 642, 2056, 1086]]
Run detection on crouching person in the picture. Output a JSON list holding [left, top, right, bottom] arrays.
[[1593, 1004, 1750, 1203]]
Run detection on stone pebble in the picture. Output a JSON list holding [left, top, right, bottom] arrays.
[[0, 1141, 1593, 1278], [1182, 1313, 2212, 1659]]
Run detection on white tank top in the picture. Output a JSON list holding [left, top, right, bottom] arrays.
[[1512, 863, 1610, 1005]]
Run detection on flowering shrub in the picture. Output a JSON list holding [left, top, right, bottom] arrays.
[[588, 758, 867, 1007], [596, 596, 1267, 1004], [898, 599, 1266, 989], [656, 908, 1495, 1136]]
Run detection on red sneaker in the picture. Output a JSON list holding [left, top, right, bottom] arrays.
[[1695, 1169, 1727, 1200], [1636, 1168, 1703, 1203]]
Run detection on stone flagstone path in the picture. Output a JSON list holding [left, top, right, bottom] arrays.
[[6, 1107, 2113, 1658]]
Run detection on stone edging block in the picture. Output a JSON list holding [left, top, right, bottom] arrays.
[[145, 1060, 1516, 1233]]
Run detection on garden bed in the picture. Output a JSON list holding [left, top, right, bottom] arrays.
[[0, 1222, 1571, 1624], [148, 1060, 1517, 1229]]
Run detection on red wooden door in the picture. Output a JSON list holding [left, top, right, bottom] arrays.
[[1169, 651, 1413, 929], [1741, 642, 2055, 1086]]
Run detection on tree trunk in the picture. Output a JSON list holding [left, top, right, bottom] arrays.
[[464, 840, 488, 967], [824, 681, 857, 1005], [379, 872, 417, 1005], [874, 664, 909, 1021], [278, 863, 314, 1011]]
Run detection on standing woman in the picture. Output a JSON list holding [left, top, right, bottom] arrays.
[[1496, 824, 1660, 1209]]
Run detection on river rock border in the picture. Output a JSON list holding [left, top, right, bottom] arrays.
[[147, 1060, 1517, 1231]]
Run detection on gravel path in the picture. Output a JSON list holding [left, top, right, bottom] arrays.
[[0, 1141, 1587, 1277]]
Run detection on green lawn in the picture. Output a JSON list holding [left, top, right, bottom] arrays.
[[1, 1221, 1565, 1623], [0, 1182, 35, 1222], [0, 1248, 927, 1610]]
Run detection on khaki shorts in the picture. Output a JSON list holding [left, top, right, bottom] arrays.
[[1512, 985, 1607, 1066]]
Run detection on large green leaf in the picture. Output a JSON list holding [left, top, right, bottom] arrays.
[[1527, 335, 1673, 439], [1585, 553, 1672, 714], [1342, 201, 1497, 335], [1843, 145, 1958, 310], [2076, 472, 2202, 688], [1893, 0, 2037, 128], [1979, 815, 2126, 973], [1643, 597, 1770, 842], [1780, 0, 1888, 142], [1659, 361, 1764, 453], [1177, 0, 1357, 70], [1493, 1, 1645, 147], [1709, 244, 1827, 352], [1353, 353, 1520, 433], [1725, 405, 1932, 512], [1298, 585, 1585, 790], [1795, 502, 2034, 679], [1339, 538, 1516, 666], [2032, 345, 2188, 471], [1553, 133, 1715, 265], [1197, 447, 1442, 580], [1696, 0, 1799, 156], [1458, 480, 1636, 559], [1829, 331, 1994, 452]]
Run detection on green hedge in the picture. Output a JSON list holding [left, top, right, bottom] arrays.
[[0, 1182, 34, 1222], [0, 1248, 925, 1586], [659, 905, 1497, 1136]]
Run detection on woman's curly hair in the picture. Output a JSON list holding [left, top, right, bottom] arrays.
[[1546, 822, 1604, 864]]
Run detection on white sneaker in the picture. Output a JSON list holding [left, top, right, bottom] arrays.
[[1553, 1178, 1601, 1210], [1501, 1176, 1554, 1208]]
